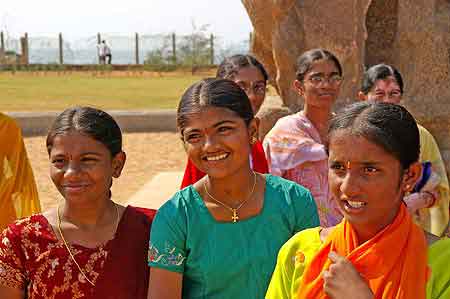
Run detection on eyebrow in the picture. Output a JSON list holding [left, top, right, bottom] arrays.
[[184, 120, 237, 134], [330, 159, 383, 166], [50, 151, 103, 157]]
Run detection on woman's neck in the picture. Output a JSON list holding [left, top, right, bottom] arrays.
[[304, 103, 332, 142], [352, 204, 401, 244], [60, 195, 115, 230], [205, 167, 256, 207]]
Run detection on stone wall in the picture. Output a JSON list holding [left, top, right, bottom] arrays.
[[243, 0, 450, 173]]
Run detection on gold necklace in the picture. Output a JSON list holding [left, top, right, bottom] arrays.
[[56, 203, 120, 286], [204, 172, 257, 223]]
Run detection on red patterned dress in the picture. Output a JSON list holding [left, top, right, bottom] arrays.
[[0, 206, 155, 299]]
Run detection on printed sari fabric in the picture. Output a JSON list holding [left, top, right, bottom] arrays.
[[263, 111, 342, 227], [0, 206, 155, 299], [180, 140, 269, 189], [0, 113, 41, 230], [416, 125, 449, 236], [297, 204, 428, 299]]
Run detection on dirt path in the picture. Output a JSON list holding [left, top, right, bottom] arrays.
[[25, 132, 186, 211]]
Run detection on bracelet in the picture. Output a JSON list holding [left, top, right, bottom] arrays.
[[421, 191, 437, 208]]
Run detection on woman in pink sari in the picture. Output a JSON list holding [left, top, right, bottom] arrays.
[[264, 49, 343, 227], [0, 107, 155, 299]]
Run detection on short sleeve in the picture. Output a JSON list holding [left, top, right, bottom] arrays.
[[148, 193, 188, 273], [0, 225, 27, 289], [265, 242, 293, 299], [266, 228, 322, 299], [291, 185, 320, 231]]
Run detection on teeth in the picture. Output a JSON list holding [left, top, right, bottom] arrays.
[[206, 153, 228, 161], [347, 201, 366, 208]]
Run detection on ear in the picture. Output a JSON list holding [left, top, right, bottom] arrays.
[[357, 91, 368, 101], [247, 118, 259, 143], [293, 79, 305, 96], [112, 151, 126, 178], [401, 162, 422, 193]]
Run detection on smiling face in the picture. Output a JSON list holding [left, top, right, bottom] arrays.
[[232, 66, 266, 114], [328, 130, 408, 236], [294, 59, 342, 107], [49, 131, 125, 205], [365, 76, 402, 104], [182, 106, 257, 179]]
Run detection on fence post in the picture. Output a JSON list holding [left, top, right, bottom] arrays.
[[59, 33, 64, 64], [135, 32, 139, 64], [0, 31, 4, 54], [172, 32, 176, 64], [97, 33, 101, 64], [210, 33, 214, 65], [20, 32, 29, 65]]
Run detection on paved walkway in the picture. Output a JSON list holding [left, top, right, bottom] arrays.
[[126, 171, 183, 209]]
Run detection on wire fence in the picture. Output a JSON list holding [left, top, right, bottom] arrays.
[[0, 31, 251, 65]]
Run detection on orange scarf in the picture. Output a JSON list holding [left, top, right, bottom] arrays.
[[298, 204, 427, 299]]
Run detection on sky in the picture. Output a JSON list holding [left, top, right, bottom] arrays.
[[0, 0, 253, 42]]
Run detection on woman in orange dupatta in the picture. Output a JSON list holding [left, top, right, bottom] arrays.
[[0, 113, 40, 230], [266, 102, 428, 299]]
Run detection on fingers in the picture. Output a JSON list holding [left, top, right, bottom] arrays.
[[328, 251, 344, 263]]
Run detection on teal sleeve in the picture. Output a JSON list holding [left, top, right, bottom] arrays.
[[148, 193, 187, 273], [292, 185, 320, 231]]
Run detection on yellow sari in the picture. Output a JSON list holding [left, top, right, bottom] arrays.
[[0, 113, 41, 230], [417, 125, 449, 236]]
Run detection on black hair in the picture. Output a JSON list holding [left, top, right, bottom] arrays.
[[295, 48, 343, 81], [46, 106, 122, 157], [177, 78, 254, 134], [360, 64, 404, 95], [328, 101, 419, 169], [216, 54, 269, 82]]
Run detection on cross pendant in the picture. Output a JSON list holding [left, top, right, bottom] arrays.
[[231, 209, 239, 223]]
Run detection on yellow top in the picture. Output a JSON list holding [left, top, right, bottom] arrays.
[[265, 227, 322, 299], [417, 125, 449, 236], [0, 113, 41, 230]]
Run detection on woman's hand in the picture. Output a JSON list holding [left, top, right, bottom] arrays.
[[323, 252, 373, 299], [404, 191, 437, 215]]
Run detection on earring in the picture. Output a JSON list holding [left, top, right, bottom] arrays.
[[250, 136, 257, 145]]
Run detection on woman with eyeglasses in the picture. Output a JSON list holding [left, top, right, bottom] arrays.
[[358, 64, 449, 237], [264, 49, 344, 227], [180, 54, 269, 188]]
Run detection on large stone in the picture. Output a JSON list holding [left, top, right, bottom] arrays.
[[243, 0, 450, 173]]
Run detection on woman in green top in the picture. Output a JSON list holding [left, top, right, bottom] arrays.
[[147, 78, 319, 299]]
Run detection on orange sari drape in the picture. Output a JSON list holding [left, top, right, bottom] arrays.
[[298, 204, 428, 299]]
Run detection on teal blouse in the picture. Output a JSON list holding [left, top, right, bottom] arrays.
[[148, 174, 319, 299]]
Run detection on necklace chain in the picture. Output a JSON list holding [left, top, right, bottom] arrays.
[[56, 203, 120, 287], [204, 172, 257, 223]]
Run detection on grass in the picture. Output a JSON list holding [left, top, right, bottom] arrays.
[[0, 71, 212, 111]]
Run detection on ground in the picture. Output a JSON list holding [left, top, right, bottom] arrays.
[[25, 132, 186, 211]]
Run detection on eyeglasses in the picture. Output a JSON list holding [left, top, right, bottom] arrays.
[[235, 81, 267, 95], [306, 74, 343, 86]]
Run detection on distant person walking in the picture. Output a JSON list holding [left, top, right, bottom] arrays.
[[97, 40, 112, 64]]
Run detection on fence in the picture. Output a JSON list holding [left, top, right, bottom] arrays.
[[0, 31, 252, 66]]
